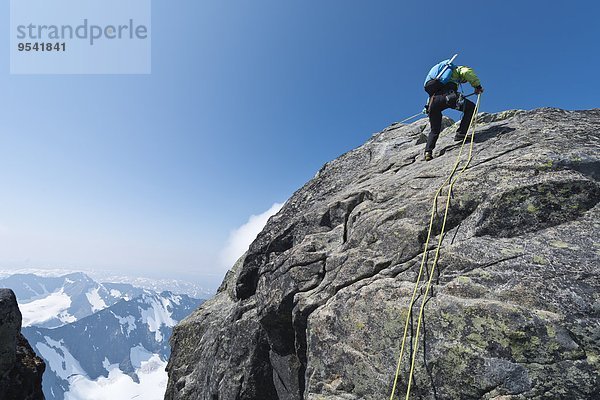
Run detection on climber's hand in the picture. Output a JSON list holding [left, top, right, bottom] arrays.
[[475, 85, 484, 94]]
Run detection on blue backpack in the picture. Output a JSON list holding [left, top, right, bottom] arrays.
[[424, 55, 458, 96]]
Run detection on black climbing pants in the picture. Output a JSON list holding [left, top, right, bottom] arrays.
[[426, 93, 476, 153]]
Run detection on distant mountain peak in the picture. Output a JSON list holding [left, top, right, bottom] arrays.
[[22, 287, 203, 400]]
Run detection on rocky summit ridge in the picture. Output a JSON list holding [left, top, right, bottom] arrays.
[[166, 108, 600, 400]]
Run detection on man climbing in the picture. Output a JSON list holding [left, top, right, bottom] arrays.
[[423, 57, 484, 161]]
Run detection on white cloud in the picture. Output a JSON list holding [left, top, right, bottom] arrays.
[[219, 203, 284, 269]]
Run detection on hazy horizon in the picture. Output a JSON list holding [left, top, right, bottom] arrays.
[[0, 201, 283, 291]]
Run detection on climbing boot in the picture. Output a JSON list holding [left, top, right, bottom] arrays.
[[454, 133, 466, 141], [424, 151, 433, 161]]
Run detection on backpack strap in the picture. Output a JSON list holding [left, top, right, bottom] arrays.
[[434, 54, 458, 81]]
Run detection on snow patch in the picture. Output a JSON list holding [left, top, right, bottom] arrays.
[[110, 311, 137, 336], [40, 283, 49, 295], [130, 345, 153, 369], [85, 287, 107, 312], [64, 354, 167, 400], [23, 282, 49, 299], [36, 337, 87, 380], [20, 289, 72, 327], [139, 297, 176, 342], [170, 294, 182, 306], [23, 283, 34, 295]]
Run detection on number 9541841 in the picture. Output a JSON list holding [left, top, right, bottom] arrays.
[[18, 42, 66, 52]]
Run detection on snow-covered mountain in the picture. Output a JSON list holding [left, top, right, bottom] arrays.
[[0, 268, 215, 298], [0, 273, 145, 328], [92, 272, 214, 299], [22, 291, 203, 400]]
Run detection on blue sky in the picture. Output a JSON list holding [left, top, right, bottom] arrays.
[[1, 1, 598, 290]]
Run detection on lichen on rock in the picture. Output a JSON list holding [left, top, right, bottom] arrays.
[[166, 108, 600, 400]]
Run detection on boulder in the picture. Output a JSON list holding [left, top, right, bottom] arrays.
[[0, 289, 45, 400], [166, 108, 600, 399]]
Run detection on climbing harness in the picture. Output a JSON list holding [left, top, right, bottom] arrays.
[[454, 92, 477, 111], [395, 89, 476, 126], [389, 94, 482, 400]]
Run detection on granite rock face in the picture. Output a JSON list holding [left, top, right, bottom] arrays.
[[0, 289, 45, 400], [166, 108, 600, 400]]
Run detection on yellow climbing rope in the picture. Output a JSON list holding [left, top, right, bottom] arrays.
[[389, 94, 481, 400]]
